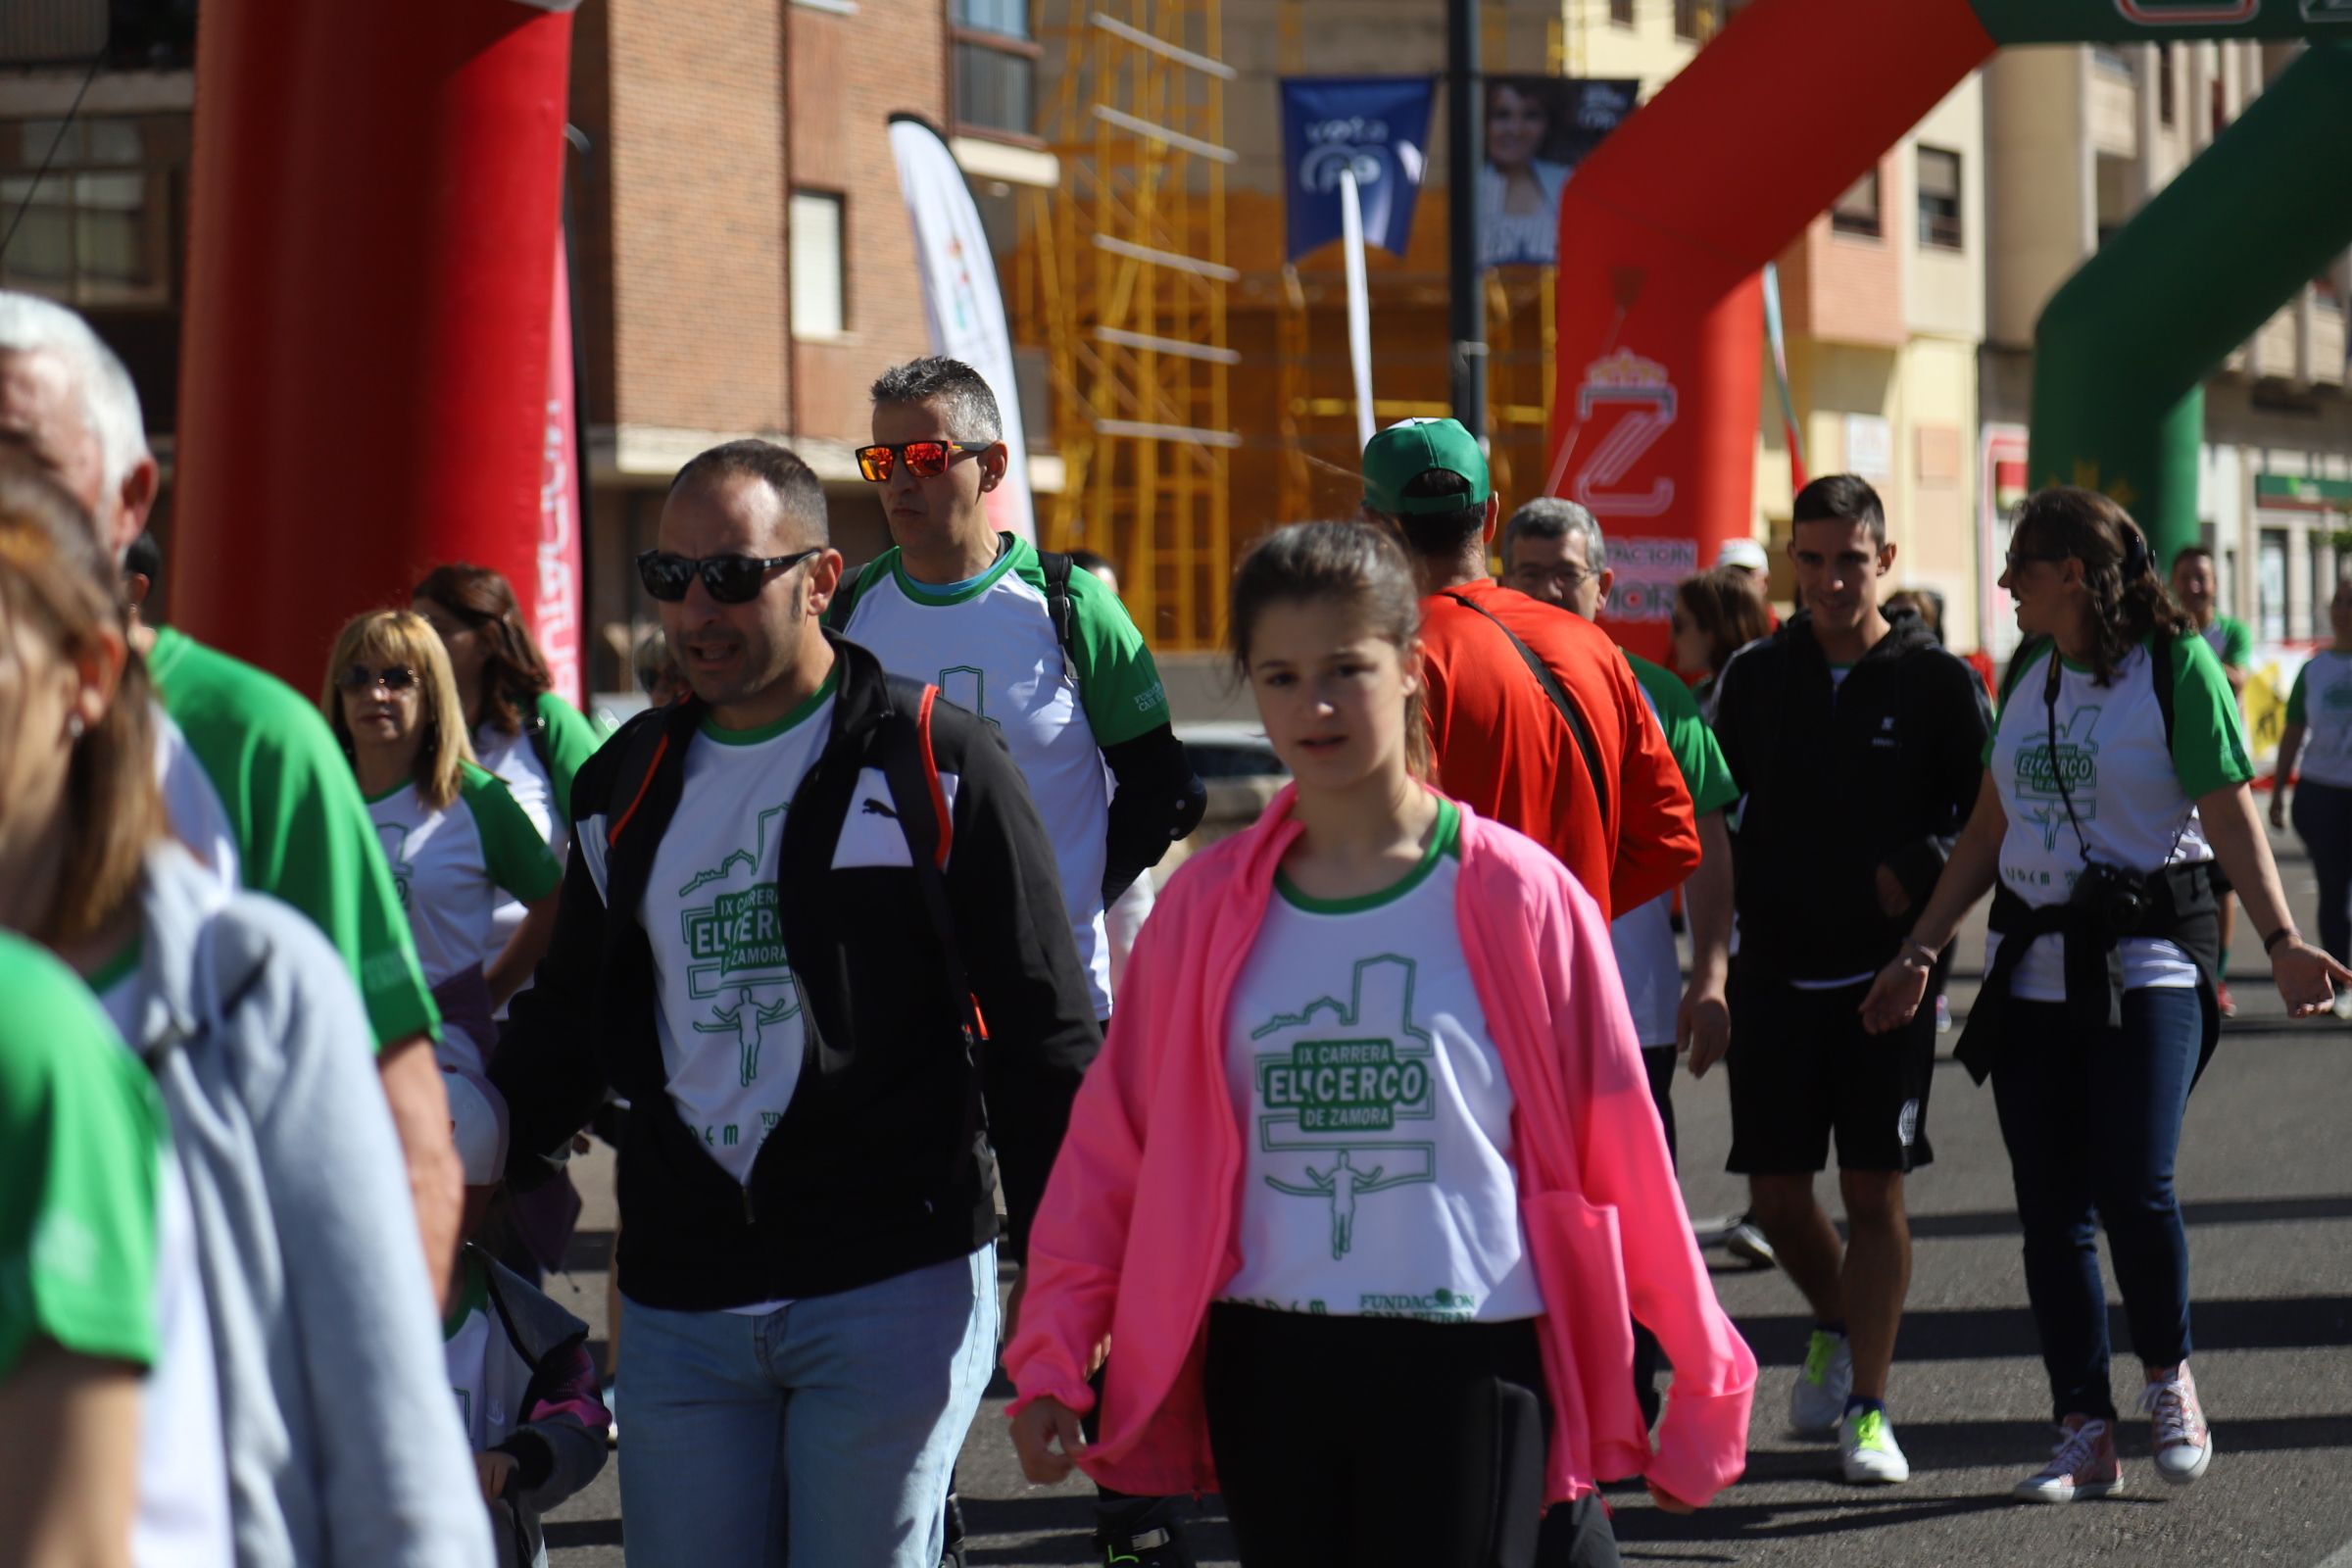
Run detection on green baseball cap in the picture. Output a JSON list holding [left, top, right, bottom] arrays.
[[1362, 417, 1492, 516]]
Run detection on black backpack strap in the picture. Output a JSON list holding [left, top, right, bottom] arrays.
[[1442, 591, 1608, 822], [598, 706, 688, 917], [824, 564, 868, 634], [1038, 549, 1079, 677], [873, 684, 990, 1191]]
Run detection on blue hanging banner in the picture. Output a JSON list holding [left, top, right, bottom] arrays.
[[1280, 75, 1435, 263]]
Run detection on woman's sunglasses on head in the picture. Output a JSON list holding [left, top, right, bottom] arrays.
[[854, 441, 986, 483], [635, 548, 823, 605], [338, 663, 417, 694]]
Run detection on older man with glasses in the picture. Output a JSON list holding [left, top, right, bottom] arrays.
[[491, 438, 1102, 1568]]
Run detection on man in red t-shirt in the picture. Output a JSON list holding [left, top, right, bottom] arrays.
[[1361, 418, 1697, 921]]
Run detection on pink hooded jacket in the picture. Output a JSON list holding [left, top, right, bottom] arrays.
[[1004, 787, 1757, 1508]]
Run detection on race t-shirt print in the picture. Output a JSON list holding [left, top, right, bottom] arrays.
[[1220, 798, 1543, 1323]]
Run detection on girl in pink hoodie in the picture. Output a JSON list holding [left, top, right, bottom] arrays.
[[1004, 523, 1755, 1566]]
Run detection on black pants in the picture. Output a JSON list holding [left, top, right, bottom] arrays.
[[1203, 1303, 1606, 1568], [2293, 779, 2352, 967], [1630, 1047, 1678, 1429]]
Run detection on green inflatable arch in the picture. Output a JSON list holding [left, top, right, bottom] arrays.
[[2030, 41, 2352, 565]]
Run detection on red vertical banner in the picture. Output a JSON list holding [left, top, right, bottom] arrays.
[[536, 229, 584, 708]]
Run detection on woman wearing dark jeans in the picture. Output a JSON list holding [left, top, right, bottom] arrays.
[[1860, 489, 2349, 1505], [2270, 577, 2352, 1013]]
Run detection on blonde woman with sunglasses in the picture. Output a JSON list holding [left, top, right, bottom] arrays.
[[322, 612, 563, 1077]]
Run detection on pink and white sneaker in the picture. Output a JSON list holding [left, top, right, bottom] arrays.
[[2140, 1363, 2214, 1485], [2013, 1415, 2123, 1503]]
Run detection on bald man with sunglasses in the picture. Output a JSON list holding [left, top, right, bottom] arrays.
[[492, 439, 1102, 1568]]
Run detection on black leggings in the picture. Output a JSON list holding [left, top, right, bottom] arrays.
[[2293, 779, 2352, 967], [1204, 1303, 1585, 1568]]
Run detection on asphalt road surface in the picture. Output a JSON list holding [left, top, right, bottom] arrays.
[[543, 818, 2352, 1566]]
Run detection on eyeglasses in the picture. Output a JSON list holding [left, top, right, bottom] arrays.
[[2004, 549, 2064, 574], [1508, 563, 1592, 592], [635, 548, 822, 604], [338, 663, 417, 694], [854, 441, 986, 483]]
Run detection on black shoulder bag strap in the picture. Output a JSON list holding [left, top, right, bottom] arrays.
[[1441, 590, 1609, 822], [873, 686, 991, 1193], [823, 565, 867, 634]]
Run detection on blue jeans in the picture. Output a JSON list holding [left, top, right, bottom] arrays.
[[2291, 778, 2352, 967], [1992, 991, 2199, 1424], [616, 1246, 999, 1567]]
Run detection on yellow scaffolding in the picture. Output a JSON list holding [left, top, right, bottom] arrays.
[[1027, 0, 1235, 651]]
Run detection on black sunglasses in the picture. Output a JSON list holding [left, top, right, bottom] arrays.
[[338, 662, 418, 693], [636, 548, 822, 604]]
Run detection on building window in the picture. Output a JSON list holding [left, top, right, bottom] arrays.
[[1916, 146, 1963, 250], [2091, 43, 2132, 75], [1830, 168, 1881, 238], [0, 115, 186, 309], [954, 0, 1039, 141], [1610, 0, 1635, 24], [789, 191, 845, 338], [2159, 44, 2177, 125], [1674, 0, 1719, 39]]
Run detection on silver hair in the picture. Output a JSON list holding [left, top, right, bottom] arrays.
[[0, 290, 150, 492], [868, 356, 1004, 445], [1501, 497, 1605, 572]]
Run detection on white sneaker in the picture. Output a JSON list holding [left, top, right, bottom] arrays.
[[1839, 1406, 1910, 1484], [2140, 1363, 2213, 1485], [1788, 1329, 1853, 1435], [2013, 1415, 2123, 1503]]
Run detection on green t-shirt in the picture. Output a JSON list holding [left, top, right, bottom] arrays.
[[2199, 614, 2253, 670], [0, 936, 165, 1379], [1626, 652, 1740, 817], [150, 626, 438, 1053]]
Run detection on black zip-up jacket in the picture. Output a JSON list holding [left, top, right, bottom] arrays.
[[492, 635, 1101, 1310], [1712, 607, 1990, 981]]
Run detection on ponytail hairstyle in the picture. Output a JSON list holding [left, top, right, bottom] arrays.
[[412, 563, 554, 737], [2009, 486, 2191, 687], [321, 609, 475, 810], [1229, 520, 1432, 780], [0, 464, 163, 946]]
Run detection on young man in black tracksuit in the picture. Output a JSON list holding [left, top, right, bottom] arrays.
[[492, 440, 1100, 1568], [1697, 475, 1987, 1487]]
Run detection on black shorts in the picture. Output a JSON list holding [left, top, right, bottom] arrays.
[[1726, 958, 1940, 1175]]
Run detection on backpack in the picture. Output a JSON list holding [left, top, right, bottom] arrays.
[[827, 548, 1082, 676], [597, 684, 989, 1187]]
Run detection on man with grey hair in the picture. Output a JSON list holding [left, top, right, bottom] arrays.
[[0, 289, 463, 1305], [838, 357, 1203, 1567], [1500, 497, 1611, 612]]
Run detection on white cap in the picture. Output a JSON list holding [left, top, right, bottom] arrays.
[[444, 1069, 510, 1188], [1715, 537, 1770, 574]]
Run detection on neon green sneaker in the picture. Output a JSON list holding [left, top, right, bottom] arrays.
[[1840, 1406, 1911, 1484], [1788, 1329, 1852, 1435]]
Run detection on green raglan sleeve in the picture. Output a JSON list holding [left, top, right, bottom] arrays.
[[2220, 616, 2254, 668], [461, 767, 564, 905], [2287, 662, 2311, 727], [1630, 654, 1740, 816], [0, 941, 163, 1379], [532, 691, 607, 827], [1063, 564, 1171, 748], [2170, 634, 2257, 798], [157, 634, 438, 1053]]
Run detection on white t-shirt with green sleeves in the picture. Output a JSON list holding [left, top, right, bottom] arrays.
[[367, 762, 563, 998], [2287, 651, 2352, 789], [631, 673, 837, 1185], [1, 936, 231, 1568], [1986, 636, 2253, 1001], [1218, 799, 1543, 1324], [836, 534, 1171, 1017]]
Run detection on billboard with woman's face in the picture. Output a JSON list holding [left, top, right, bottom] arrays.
[[1480, 77, 1638, 269]]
